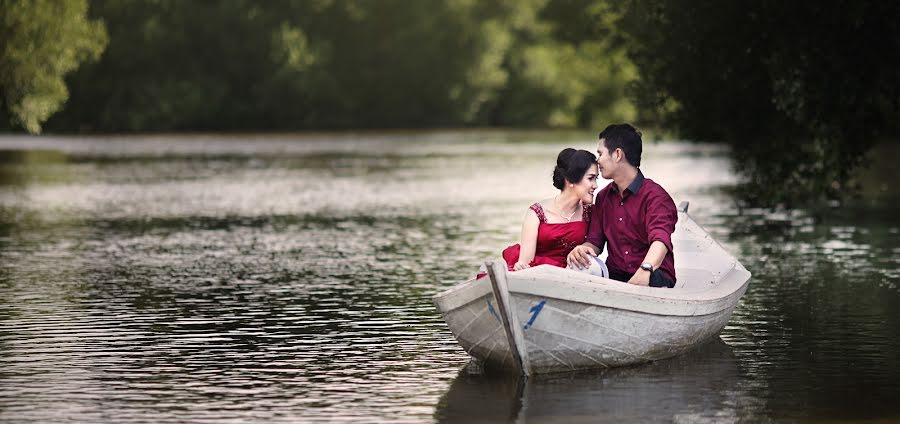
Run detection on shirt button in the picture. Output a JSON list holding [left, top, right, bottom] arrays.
[[619, 217, 623, 221], [620, 202, 624, 206], [625, 251, 629, 255]]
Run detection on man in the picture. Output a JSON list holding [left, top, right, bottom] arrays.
[[567, 123, 677, 288]]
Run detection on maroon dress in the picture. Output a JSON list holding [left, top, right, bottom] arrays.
[[502, 203, 592, 271]]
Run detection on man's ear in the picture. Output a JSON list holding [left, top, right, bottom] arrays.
[[614, 148, 624, 163]]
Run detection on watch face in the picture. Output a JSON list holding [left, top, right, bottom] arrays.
[[641, 263, 653, 271]]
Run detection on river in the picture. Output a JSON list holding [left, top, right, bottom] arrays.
[[0, 131, 898, 422]]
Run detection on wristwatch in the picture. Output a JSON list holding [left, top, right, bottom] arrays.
[[640, 262, 654, 273]]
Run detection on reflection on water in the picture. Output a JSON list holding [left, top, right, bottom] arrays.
[[436, 338, 744, 423], [0, 131, 899, 422]]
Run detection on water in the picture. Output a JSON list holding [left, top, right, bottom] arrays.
[[0, 131, 898, 423]]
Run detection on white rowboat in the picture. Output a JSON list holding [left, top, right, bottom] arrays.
[[433, 202, 751, 374]]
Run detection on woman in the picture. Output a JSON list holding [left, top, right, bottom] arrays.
[[502, 148, 598, 271]]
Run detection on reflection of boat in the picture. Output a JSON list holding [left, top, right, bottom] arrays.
[[433, 202, 751, 374], [434, 338, 742, 423]]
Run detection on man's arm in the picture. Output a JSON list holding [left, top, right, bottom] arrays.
[[567, 242, 600, 269], [627, 241, 668, 286], [568, 197, 606, 269], [628, 190, 676, 285]]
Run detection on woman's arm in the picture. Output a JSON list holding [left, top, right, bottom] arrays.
[[515, 209, 540, 270]]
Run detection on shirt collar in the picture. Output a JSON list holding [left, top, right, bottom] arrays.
[[610, 169, 645, 195]]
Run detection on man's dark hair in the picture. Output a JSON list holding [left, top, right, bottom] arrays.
[[598, 123, 642, 167], [552, 148, 597, 190]]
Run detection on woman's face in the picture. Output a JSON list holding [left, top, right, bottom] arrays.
[[571, 163, 599, 204]]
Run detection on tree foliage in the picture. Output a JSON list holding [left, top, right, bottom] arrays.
[[620, 0, 900, 205], [38, 0, 636, 132], [0, 0, 107, 133]]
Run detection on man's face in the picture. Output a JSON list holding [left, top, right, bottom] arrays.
[[596, 139, 616, 180]]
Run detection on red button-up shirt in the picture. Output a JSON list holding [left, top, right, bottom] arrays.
[[586, 170, 677, 283]]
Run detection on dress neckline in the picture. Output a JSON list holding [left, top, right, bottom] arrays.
[[531, 202, 591, 224]]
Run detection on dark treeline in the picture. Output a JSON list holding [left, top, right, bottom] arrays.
[[623, 0, 900, 205], [1, 0, 898, 205], [13, 0, 637, 132]]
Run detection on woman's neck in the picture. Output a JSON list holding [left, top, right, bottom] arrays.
[[555, 190, 581, 213]]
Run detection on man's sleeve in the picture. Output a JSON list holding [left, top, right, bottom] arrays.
[[585, 196, 606, 253], [645, 190, 677, 253]]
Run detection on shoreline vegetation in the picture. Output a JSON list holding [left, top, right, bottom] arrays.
[[1, 0, 897, 207]]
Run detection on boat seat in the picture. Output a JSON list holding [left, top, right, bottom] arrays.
[[673, 267, 716, 290]]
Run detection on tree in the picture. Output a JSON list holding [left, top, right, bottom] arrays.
[[0, 0, 107, 133], [44, 0, 639, 131], [620, 0, 900, 206], [483, 0, 637, 127]]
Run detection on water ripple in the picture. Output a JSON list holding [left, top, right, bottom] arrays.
[[1, 133, 899, 422]]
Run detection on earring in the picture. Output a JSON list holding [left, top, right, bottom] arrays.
[[570, 184, 574, 187]]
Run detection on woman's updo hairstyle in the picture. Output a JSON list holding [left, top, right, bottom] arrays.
[[552, 148, 597, 190]]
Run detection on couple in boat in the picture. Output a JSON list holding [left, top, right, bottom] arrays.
[[502, 123, 677, 288]]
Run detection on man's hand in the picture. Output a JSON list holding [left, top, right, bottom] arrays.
[[567, 244, 598, 269], [627, 269, 651, 286]]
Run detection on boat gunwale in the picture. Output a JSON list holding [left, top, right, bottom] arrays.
[[434, 265, 750, 317]]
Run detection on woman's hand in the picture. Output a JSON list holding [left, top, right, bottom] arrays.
[[513, 261, 531, 271]]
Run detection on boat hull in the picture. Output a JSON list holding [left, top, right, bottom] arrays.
[[441, 279, 747, 372]]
